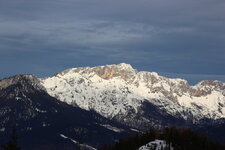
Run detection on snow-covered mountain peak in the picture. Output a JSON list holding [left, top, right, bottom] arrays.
[[55, 63, 137, 81], [195, 80, 225, 91], [41, 64, 225, 122], [91, 63, 137, 80], [114, 62, 134, 70]]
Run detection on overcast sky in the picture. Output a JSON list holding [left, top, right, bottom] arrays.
[[0, 0, 224, 84]]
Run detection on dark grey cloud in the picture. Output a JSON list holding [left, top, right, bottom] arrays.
[[0, 0, 225, 84]]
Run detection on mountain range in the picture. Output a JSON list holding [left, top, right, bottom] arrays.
[[0, 63, 224, 149]]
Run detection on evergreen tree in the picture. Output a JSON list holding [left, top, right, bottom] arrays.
[[2, 127, 20, 150], [100, 127, 225, 150]]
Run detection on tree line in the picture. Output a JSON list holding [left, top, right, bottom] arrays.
[[99, 127, 225, 150]]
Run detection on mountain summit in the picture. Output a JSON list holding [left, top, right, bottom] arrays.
[[57, 63, 137, 81], [41, 63, 225, 128]]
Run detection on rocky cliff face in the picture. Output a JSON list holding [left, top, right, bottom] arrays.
[[41, 63, 225, 127]]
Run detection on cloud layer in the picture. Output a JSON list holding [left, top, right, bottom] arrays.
[[0, 0, 225, 83]]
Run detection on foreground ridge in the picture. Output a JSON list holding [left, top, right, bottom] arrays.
[[0, 74, 133, 150]]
